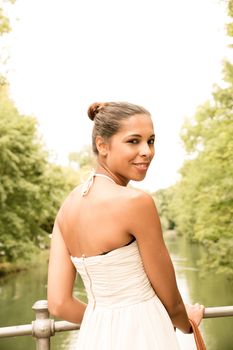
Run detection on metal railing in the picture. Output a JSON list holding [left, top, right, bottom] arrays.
[[0, 300, 233, 350]]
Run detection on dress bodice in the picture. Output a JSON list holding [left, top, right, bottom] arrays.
[[71, 241, 155, 309]]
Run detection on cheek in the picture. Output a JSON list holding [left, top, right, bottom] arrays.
[[151, 149, 155, 159]]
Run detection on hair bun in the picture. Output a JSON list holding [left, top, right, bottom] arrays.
[[87, 102, 105, 121]]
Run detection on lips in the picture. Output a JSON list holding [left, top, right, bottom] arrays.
[[133, 162, 150, 171]]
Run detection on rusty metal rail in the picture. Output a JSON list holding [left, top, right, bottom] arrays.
[[0, 300, 233, 350]]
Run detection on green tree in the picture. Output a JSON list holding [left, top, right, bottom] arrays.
[[35, 163, 80, 238], [0, 0, 15, 36], [68, 145, 96, 177], [161, 0, 233, 278], [0, 1, 82, 274], [167, 68, 233, 277], [0, 85, 46, 261], [0, 85, 79, 267], [153, 188, 176, 231]]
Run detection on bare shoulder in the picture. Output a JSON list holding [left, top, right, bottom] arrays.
[[56, 185, 82, 223], [123, 186, 156, 210], [120, 187, 160, 238], [115, 186, 157, 222]]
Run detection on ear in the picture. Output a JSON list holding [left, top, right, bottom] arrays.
[[95, 136, 109, 157]]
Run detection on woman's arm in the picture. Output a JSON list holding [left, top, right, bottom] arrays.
[[47, 218, 86, 323], [128, 191, 203, 333]]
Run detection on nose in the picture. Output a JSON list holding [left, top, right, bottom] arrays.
[[139, 142, 154, 158]]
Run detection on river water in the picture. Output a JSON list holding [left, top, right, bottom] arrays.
[[0, 233, 232, 350]]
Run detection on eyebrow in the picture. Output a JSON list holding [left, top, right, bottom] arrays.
[[126, 134, 155, 138]]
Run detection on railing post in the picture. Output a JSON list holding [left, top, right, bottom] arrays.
[[32, 300, 55, 350]]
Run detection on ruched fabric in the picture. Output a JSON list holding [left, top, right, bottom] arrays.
[[71, 240, 180, 349]]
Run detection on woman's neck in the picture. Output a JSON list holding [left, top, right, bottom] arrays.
[[95, 163, 129, 186]]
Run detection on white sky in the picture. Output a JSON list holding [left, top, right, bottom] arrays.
[[2, 0, 232, 191]]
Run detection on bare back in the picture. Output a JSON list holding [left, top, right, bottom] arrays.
[[57, 176, 138, 258]]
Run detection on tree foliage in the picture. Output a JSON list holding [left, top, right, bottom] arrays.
[[0, 0, 96, 273], [226, 0, 233, 40], [0, 0, 15, 36], [0, 0, 16, 85], [158, 0, 233, 278], [153, 187, 176, 231], [68, 146, 96, 173], [161, 68, 233, 277], [0, 85, 79, 267]]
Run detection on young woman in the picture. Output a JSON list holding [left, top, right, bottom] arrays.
[[47, 102, 204, 349]]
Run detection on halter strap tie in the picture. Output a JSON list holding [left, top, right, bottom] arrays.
[[81, 170, 115, 196]]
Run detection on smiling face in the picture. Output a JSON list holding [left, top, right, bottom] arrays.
[[99, 114, 155, 185]]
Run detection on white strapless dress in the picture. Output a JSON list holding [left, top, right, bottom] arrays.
[[71, 240, 180, 349]]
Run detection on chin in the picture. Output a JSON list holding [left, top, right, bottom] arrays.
[[131, 173, 147, 182]]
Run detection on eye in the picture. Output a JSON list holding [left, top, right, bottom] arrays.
[[128, 139, 139, 144], [148, 138, 155, 145]]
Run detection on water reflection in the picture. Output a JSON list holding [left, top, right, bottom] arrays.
[[165, 232, 233, 350], [0, 254, 48, 350]]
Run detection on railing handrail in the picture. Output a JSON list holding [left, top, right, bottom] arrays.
[[1, 304, 233, 338], [204, 305, 233, 318], [0, 301, 233, 349], [0, 320, 80, 338]]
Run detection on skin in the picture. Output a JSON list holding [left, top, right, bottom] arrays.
[[47, 113, 204, 331]]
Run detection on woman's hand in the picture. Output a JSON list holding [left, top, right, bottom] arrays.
[[185, 303, 205, 326]]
